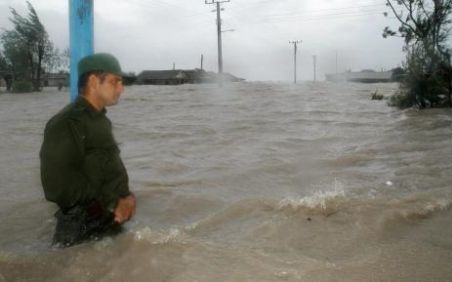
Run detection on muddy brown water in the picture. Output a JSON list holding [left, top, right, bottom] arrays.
[[0, 82, 451, 281]]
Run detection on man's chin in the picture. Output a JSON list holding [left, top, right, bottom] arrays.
[[106, 99, 119, 107]]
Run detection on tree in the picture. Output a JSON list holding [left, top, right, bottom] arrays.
[[0, 1, 55, 91], [0, 49, 14, 91], [383, 0, 452, 108], [47, 47, 70, 74]]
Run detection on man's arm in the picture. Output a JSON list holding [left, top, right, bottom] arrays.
[[40, 118, 91, 210], [83, 152, 136, 223]]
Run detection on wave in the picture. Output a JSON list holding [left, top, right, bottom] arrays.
[[380, 194, 452, 223], [178, 186, 452, 239], [133, 227, 189, 245], [278, 187, 347, 216]]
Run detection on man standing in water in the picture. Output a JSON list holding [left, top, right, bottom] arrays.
[[40, 53, 136, 247]]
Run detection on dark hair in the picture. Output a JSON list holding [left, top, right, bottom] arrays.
[[78, 70, 107, 95]]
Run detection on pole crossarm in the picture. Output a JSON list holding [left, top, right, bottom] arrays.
[[205, 0, 230, 4]]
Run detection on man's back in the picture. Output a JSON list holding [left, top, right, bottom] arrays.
[[40, 96, 130, 211]]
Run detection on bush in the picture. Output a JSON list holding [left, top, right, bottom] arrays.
[[12, 80, 33, 93], [371, 90, 384, 100], [388, 44, 451, 109], [387, 89, 415, 108]]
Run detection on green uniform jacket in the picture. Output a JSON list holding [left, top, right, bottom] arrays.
[[40, 97, 130, 212]]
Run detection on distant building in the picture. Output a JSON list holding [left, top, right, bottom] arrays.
[[325, 69, 394, 83], [136, 69, 244, 85], [123, 73, 137, 85], [43, 72, 69, 88], [137, 69, 201, 85]]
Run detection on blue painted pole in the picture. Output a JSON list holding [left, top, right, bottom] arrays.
[[69, 0, 94, 101]]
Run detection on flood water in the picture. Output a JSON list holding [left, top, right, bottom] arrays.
[[0, 82, 451, 281]]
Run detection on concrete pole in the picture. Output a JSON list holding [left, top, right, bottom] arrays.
[[313, 55, 317, 82], [289, 40, 301, 84], [448, 52, 451, 107], [205, 0, 230, 85], [216, 2, 223, 75], [294, 43, 297, 84], [335, 50, 338, 75], [69, 0, 94, 102]]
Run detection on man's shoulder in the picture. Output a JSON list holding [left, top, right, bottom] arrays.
[[46, 100, 89, 130]]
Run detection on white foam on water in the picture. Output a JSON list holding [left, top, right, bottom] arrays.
[[278, 179, 346, 215], [133, 227, 187, 245]]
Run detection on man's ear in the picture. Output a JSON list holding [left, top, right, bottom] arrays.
[[87, 74, 99, 91]]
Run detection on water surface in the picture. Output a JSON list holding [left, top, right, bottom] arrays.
[[0, 82, 451, 281]]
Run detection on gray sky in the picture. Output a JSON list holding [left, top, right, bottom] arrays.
[[0, 0, 405, 81]]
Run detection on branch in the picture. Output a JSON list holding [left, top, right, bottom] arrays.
[[400, 0, 411, 12], [418, 0, 429, 18], [407, 0, 426, 38], [386, 0, 419, 36]]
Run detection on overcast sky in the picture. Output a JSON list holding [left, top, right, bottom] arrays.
[[0, 0, 406, 81]]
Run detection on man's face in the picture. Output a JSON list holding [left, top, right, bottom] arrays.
[[95, 73, 124, 107]]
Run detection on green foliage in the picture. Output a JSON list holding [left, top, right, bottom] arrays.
[[387, 90, 415, 108], [383, 0, 452, 108], [391, 67, 406, 82], [388, 48, 450, 108], [11, 80, 33, 93], [371, 90, 385, 100], [0, 1, 56, 91]]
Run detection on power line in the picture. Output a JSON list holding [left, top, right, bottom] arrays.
[[228, 2, 385, 17], [127, 0, 211, 24], [229, 10, 385, 26], [257, 4, 386, 19]]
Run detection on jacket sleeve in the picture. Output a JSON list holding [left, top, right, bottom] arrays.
[[40, 117, 93, 210]]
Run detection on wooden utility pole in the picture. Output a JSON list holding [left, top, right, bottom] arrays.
[[205, 0, 230, 79], [289, 40, 302, 84], [201, 54, 204, 70], [335, 50, 338, 75], [313, 55, 317, 82], [448, 52, 452, 107]]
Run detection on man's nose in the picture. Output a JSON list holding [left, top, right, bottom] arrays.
[[117, 82, 124, 93]]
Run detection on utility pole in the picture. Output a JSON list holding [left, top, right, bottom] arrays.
[[205, 0, 230, 81], [448, 51, 451, 107], [289, 40, 302, 84], [313, 55, 317, 82], [335, 50, 338, 75], [201, 54, 204, 70]]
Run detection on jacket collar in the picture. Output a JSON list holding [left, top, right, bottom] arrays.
[[74, 96, 107, 117]]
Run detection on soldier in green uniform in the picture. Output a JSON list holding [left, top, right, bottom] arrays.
[[40, 53, 136, 247]]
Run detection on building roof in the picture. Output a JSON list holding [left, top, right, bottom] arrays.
[[137, 70, 190, 80], [136, 69, 245, 83]]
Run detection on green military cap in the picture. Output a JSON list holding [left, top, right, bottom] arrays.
[[78, 53, 125, 78]]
